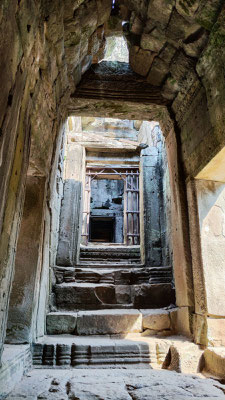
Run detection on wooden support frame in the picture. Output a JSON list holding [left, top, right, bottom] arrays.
[[81, 165, 140, 245]]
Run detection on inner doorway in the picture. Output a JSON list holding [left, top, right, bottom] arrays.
[[82, 166, 140, 245], [90, 177, 124, 243], [90, 217, 115, 242]]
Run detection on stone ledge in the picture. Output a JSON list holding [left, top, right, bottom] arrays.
[[46, 308, 178, 335]]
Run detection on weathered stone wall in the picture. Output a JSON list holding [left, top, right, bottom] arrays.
[[187, 178, 225, 346], [6, 176, 46, 344], [6, 126, 65, 344], [0, 0, 111, 362]]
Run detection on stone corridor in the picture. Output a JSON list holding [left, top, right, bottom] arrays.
[[1, 0, 225, 398]]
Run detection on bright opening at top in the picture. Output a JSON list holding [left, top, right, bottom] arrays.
[[103, 35, 129, 62]]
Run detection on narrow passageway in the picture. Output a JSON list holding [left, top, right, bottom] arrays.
[[34, 117, 176, 366]]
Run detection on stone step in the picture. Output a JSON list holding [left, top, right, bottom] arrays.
[[46, 308, 177, 336], [78, 262, 145, 268], [32, 334, 203, 373], [53, 282, 175, 310], [32, 335, 153, 368], [53, 265, 172, 285], [80, 257, 141, 263], [80, 245, 141, 262]]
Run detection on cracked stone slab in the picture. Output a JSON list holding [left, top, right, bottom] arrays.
[[5, 368, 225, 399]]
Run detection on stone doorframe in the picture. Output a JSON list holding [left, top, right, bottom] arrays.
[[187, 147, 225, 346], [65, 99, 195, 337]]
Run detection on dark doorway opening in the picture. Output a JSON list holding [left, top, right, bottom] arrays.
[[90, 217, 115, 242]]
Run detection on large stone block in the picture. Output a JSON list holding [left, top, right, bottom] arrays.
[[147, 58, 169, 86], [54, 283, 116, 310], [46, 312, 77, 335], [141, 30, 166, 53], [141, 309, 170, 331], [147, 0, 174, 25], [77, 310, 142, 335], [132, 284, 175, 308], [129, 46, 155, 76]]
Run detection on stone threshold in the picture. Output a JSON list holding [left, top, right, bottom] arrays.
[[32, 334, 204, 374]]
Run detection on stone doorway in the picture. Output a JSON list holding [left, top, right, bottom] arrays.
[[82, 165, 140, 246]]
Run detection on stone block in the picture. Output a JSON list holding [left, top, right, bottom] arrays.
[[207, 317, 225, 346], [166, 9, 200, 42], [162, 342, 203, 374], [115, 285, 131, 304], [159, 43, 177, 64], [77, 310, 142, 335], [132, 284, 175, 308], [141, 309, 170, 331], [46, 312, 77, 335], [147, 0, 174, 25], [147, 58, 169, 86], [141, 29, 166, 53], [129, 46, 155, 76], [54, 283, 116, 310], [203, 348, 225, 379]]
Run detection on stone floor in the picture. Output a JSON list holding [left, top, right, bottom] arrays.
[[5, 368, 225, 399]]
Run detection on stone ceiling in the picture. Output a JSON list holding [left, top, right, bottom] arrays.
[[0, 0, 224, 178]]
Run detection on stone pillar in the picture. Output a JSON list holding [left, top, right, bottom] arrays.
[[142, 146, 162, 266], [165, 129, 194, 336], [139, 121, 167, 267], [6, 176, 46, 343], [56, 143, 85, 266], [187, 178, 225, 346]]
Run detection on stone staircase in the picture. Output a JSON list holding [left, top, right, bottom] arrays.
[[52, 246, 174, 311], [33, 245, 177, 368]]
